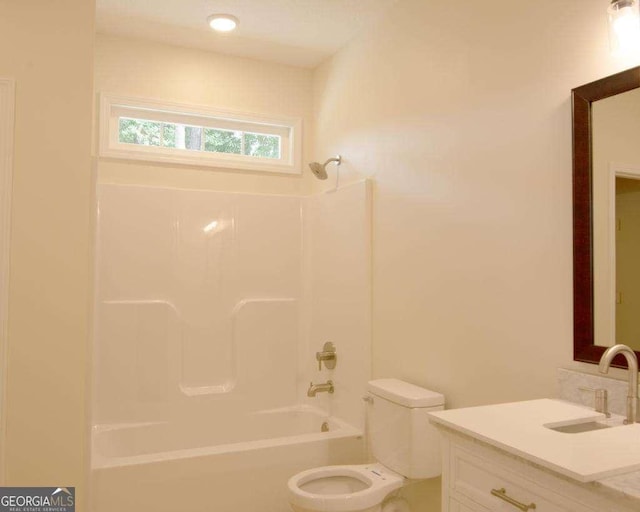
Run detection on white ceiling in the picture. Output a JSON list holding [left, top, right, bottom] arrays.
[[96, 0, 399, 68]]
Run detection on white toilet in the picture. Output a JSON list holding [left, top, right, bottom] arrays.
[[287, 378, 445, 512]]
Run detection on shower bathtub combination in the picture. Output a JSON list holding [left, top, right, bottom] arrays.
[[90, 182, 372, 512]]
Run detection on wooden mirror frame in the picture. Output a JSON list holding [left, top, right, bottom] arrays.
[[573, 66, 640, 368]]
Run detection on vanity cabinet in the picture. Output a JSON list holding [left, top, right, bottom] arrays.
[[439, 429, 637, 512], [448, 502, 479, 512]]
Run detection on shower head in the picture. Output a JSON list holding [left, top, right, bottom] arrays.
[[309, 161, 328, 180], [308, 155, 342, 180]]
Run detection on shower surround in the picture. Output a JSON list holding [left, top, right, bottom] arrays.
[[91, 181, 371, 512]]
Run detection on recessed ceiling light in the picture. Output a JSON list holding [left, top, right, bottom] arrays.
[[208, 14, 239, 32]]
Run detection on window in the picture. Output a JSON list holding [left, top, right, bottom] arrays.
[[99, 95, 302, 175]]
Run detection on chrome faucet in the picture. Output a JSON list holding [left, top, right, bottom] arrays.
[[598, 344, 639, 424], [307, 380, 334, 397]]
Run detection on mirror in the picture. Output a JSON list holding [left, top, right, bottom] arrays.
[[573, 66, 640, 367]]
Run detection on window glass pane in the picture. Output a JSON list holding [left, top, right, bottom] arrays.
[[204, 128, 242, 154], [243, 133, 281, 159], [185, 126, 203, 151], [119, 118, 161, 146], [162, 123, 176, 148], [171, 124, 203, 151]]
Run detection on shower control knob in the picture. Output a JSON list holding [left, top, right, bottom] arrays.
[[316, 342, 337, 371]]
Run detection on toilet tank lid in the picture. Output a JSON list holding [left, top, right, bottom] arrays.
[[367, 378, 444, 408]]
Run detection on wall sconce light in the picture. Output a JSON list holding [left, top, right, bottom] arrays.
[[608, 0, 640, 56]]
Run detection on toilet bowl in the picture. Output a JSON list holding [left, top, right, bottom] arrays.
[[287, 463, 403, 512], [287, 379, 445, 512]]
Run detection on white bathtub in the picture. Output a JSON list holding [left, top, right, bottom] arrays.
[[91, 407, 364, 512]]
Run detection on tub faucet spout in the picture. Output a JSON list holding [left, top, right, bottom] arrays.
[[598, 344, 639, 424], [307, 380, 334, 397]]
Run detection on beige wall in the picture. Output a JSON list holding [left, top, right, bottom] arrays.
[[310, 4, 640, 503], [0, 0, 94, 508], [94, 34, 314, 195], [312, 0, 638, 406]]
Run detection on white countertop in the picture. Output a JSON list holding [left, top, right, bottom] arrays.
[[428, 398, 640, 483]]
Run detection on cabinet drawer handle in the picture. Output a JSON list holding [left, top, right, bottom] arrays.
[[490, 488, 536, 511]]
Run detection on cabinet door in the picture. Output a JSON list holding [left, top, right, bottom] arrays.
[[451, 444, 575, 511], [441, 433, 638, 512], [449, 497, 489, 512], [450, 444, 592, 512]]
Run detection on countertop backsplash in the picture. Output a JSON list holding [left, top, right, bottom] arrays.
[[557, 368, 639, 417]]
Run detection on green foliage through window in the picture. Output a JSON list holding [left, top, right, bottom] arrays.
[[119, 118, 161, 146], [204, 128, 242, 154], [119, 118, 281, 159], [243, 132, 280, 159]]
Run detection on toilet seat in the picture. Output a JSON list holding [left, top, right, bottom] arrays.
[[287, 464, 404, 512]]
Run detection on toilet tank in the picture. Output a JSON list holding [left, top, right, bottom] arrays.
[[367, 378, 444, 479]]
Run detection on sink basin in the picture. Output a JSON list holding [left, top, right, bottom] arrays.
[[544, 415, 626, 434], [547, 421, 612, 434]]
